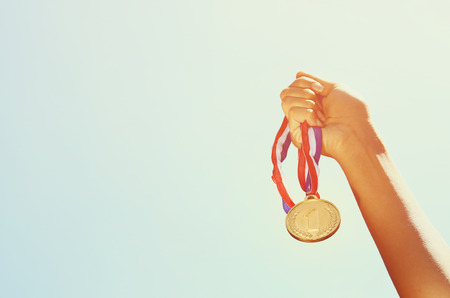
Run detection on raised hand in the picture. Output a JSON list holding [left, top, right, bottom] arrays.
[[280, 71, 372, 160]]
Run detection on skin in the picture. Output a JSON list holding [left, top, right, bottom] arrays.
[[280, 71, 450, 297]]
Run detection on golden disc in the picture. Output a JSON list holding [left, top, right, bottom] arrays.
[[285, 195, 341, 242]]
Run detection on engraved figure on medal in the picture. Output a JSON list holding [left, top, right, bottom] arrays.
[[286, 195, 341, 242]]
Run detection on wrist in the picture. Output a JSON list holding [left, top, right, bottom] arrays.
[[334, 121, 386, 167]]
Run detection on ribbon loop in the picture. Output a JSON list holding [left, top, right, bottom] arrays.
[[271, 118, 322, 213]]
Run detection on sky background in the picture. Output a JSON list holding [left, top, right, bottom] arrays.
[[1, 0, 450, 297]]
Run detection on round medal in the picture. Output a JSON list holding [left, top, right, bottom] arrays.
[[285, 195, 341, 242]]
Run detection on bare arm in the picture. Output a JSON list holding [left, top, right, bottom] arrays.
[[280, 71, 450, 297], [337, 123, 450, 297]]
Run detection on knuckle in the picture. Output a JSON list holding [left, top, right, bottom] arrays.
[[304, 99, 316, 109], [306, 109, 316, 122], [299, 76, 312, 84], [288, 107, 296, 118], [296, 71, 305, 78], [294, 77, 305, 84], [288, 106, 301, 120], [291, 77, 307, 88], [281, 101, 288, 112], [306, 108, 315, 117], [280, 88, 288, 99], [304, 89, 316, 99], [291, 132, 302, 148], [284, 96, 296, 104], [288, 128, 301, 147]]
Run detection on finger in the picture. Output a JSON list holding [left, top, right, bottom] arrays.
[[281, 87, 324, 112], [289, 76, 324, 95], [288, 107, 323, 149], [281, 96, 326, 123], [295, 71, 334, 96], [280, 87, 317, 101]]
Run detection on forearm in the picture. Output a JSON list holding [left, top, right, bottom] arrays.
[[336, 124, 450, 297]]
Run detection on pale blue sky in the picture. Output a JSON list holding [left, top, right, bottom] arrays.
[[1, 0, 449, 297]]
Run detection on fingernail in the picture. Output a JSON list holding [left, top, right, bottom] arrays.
[[312, 82, 324, 93]]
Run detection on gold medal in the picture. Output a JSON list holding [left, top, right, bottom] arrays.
[[285, 194, 341, 242]]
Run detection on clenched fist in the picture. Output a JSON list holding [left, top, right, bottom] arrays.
[[280, 71, 372, 160]]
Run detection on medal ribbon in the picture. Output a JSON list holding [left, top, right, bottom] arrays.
[[271, 118, 322, 213]]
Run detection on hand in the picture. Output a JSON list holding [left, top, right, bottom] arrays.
[[280, 71, 372, 160]]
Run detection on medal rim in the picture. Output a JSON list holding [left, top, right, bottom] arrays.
[[285, 198, 341, 243]]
